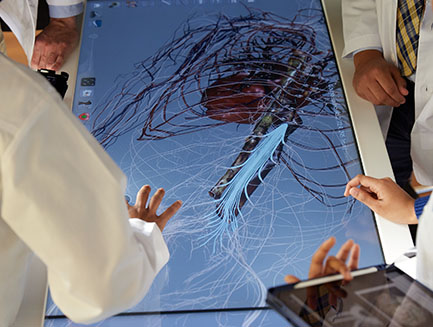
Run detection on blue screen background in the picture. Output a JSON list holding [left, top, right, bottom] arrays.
[[45, 0, 384, 326]]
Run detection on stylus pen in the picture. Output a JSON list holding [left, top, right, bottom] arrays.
[[293, 266, 380, 289]]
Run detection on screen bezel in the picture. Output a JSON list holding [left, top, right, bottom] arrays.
[[320, 0, 413, 264], [13, 0, 414, 325]]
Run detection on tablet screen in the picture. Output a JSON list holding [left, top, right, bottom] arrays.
[[268, 266, 433, 327], [46, 0, 385, 325]]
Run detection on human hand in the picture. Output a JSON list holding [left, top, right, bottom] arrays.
[[285, 237, 359, 310], [353, 50, 408, 107], [31, 17, 79, 71], [344, 174, 417, 224], [126, 185, 182, 232], [285, 237, 359, 284]]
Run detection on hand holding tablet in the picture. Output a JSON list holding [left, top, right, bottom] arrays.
[[285, 237, 359, 285], [267, 238, 433, 327]]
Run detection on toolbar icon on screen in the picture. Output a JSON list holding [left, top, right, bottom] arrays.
[[81, 89, 93, 97], [81, 77, 96, 87]]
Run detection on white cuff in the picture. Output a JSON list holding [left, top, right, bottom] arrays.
[[48, 3, 83, 18], [129, 219, 170, 269]]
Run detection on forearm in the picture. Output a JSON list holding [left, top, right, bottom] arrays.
[[49, 16, 78, 31], [390, 199, 417, 225]]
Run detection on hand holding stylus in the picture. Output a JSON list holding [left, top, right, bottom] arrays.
[[344, 174, 417, 224], [285, 237, 359, 310], [285, 237, 359, 284]]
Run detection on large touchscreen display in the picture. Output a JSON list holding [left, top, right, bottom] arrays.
[[46, 0, 384, 325]]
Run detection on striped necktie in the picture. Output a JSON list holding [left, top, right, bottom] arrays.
[[396, 0, 425, 76]]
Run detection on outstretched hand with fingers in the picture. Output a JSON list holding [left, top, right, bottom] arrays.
[[126, 185, 182, 232]]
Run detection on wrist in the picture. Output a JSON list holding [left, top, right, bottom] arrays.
[[50, 16, 78, 30], [353, 50, 383, 69], [407, 198, 418, 224]]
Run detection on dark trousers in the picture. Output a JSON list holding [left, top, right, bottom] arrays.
[[385, 78, 417, 242], [385, 78, 415, 189]]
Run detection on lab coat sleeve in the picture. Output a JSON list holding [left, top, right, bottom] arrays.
[[342, 0, 382, 57], [0, 93, 169, 324], [45, 0, 84, 18], [45, 0, 83, 6], [416, 196, 433, 290], [411, 96, 433, 186]]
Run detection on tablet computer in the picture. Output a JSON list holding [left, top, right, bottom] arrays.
[[267, 265, 433, 327]]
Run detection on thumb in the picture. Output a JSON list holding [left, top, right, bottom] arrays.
[[284, 275, 300, 284], [391, 68, 408, 96], [349, 187, 380, 211]]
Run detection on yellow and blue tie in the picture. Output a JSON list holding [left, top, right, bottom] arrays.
[[396, 0, 425, 76]]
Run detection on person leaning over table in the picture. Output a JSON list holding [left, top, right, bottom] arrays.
[[342, 0, 433, 193], [0, 0, 83, 70], [0, 52, 182, 326]]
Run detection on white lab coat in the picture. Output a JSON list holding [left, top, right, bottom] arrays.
[[417, 195, 433, 290], [0, 0, 83, 64], [0, 54, 170, 326], [342, 0, 433, 185]]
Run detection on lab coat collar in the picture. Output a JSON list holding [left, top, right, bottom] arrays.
[[0, 0, 37, 65]]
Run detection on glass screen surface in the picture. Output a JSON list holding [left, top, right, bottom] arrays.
[[46, 0, 384, 325], [268, 266, 433, 327], [45, 308, 286, 327]]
